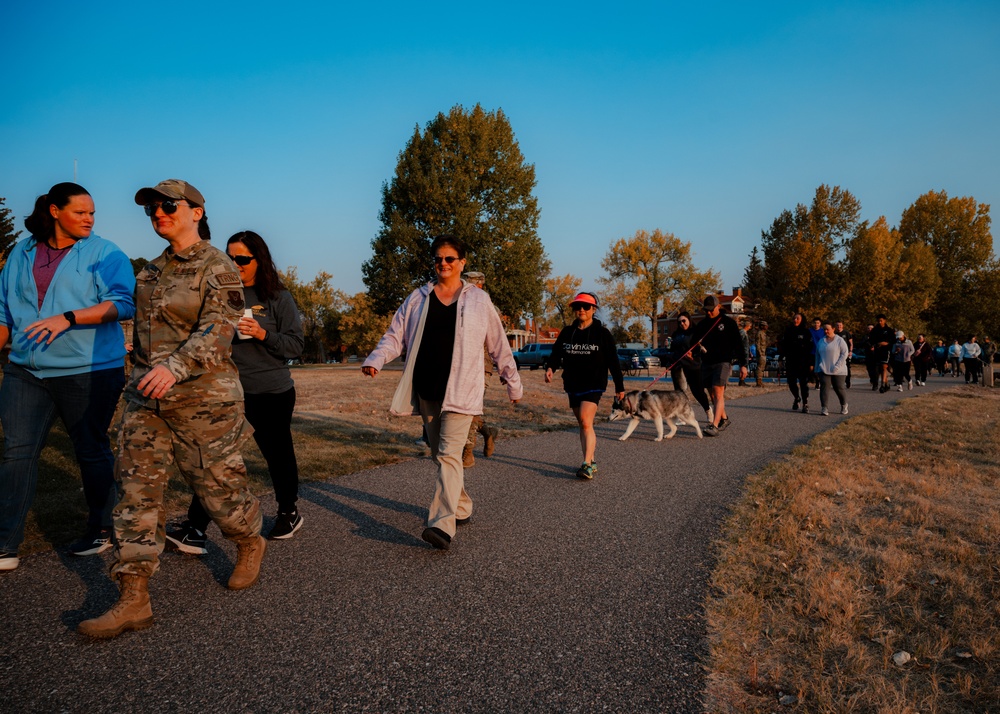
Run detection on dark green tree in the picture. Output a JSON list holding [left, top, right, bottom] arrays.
[[742, 246, 766, 302], [0, 196, 22, 270], [362, 104, 548, 323], [130, 257, 149, 276]]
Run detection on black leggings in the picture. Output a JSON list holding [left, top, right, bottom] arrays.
[[671, 364, 711, 413], [786, 362, 810, 403], [188, 388, 299, 529]]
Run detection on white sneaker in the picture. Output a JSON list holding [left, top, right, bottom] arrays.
[[841, 404, 849, 415], [706, 406, 714, 423], [908, 380, 913, 390], [821, 407, 829, 416], [897, 385, 903, 392], [0, 552, 19, 571]]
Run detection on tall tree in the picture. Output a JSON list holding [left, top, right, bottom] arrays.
[[363, 104, 548, 322], [841, 217, 940, 337], [338, 292, 393, 356], [280, 268, 346, 363], [599, 228, 720, 341], [542, 273, 582, 327], [759, 185, 861, 320], [899, 190, 993, 336], [742, 246, 766, 303], [0, 197, 22, 270]]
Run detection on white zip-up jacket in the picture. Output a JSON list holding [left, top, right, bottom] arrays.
[[364, 281, 523, 416]]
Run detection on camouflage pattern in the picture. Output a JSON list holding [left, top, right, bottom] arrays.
[[111, 239, 259, 581], [128, 241, 245, 407], [755, 326, 768, 387], [111, 400, 261, 580], [134, 179, 207, 208]]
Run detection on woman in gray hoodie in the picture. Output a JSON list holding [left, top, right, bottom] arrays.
[[362, 235, 522, 550]]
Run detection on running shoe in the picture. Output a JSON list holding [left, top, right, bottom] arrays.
[[267, 511, 304, 540], [576, 462, 597, 479], [0, 551, 19, 571], [68, 528, 113, 557], [165, 521, 208, 556]]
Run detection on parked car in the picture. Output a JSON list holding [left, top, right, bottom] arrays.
[[851, 349, 866, 364], [617, 348, 660, 372], [650, 346, 673, 363], [513, 342, 553, 370]]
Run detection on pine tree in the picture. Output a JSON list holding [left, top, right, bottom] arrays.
[[0, 197, 22, 270]]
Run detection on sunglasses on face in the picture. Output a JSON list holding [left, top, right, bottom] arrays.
[[572, 304, 595, 312], [143, 200, 187, 217], [228, 255, 255, 266], [433, 255, 460, 265]]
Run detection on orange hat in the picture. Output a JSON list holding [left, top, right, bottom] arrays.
[[570, 292, 598, 308]]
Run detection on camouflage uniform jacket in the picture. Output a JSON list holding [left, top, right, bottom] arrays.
[[127, 240, 245, 408]]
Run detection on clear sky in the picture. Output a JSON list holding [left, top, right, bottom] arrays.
[[2, 1, 997, 303]]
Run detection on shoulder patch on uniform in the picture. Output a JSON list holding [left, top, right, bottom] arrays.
[[228, 291, 245, 310], [214, 271, 242, 286]]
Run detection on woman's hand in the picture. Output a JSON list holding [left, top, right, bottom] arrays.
[[544, 368, 553, 383], [616, 391, 625, 401], [361, 365, 378, 378], [24, 314, 73, 345], [238, 315, 266, 341], [137, 363, 177, 399]]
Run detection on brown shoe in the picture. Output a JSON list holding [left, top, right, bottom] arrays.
[[77, 574, 153, 638], [482, 426, 499, 458], [462, 443, 475, 468], [228, 535, 266, 590]]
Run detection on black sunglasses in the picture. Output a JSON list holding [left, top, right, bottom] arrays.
[[228, 255, 255, 266], [143, 200, 186, 217], [433, 255, 460, 265], [571, 304, 595, 311]]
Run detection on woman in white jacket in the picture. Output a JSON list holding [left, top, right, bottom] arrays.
[[362, 235, 522, 550], [815, 323, 850, 416]]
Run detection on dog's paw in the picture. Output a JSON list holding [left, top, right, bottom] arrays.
[[618, 435, 629, 442], [654, 437, 663, 442]]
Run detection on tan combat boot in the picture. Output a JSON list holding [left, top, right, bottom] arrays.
[[481, 425, 499, 458], [462, 442, 475, 468], [77, 574, 153, 638], [228, 535, 266, 590]]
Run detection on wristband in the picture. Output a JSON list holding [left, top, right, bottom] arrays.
[[64, 311, 77, 326]]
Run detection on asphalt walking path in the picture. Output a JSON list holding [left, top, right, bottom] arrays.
[[1, 377, 960, 713]]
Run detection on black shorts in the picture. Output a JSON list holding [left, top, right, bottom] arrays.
[[568, 391, 602, 409], [701, 362, 730, 388]]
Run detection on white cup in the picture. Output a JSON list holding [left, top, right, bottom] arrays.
[[237, 308, 254, 340]]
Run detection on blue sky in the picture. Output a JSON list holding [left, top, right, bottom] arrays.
[[2, 1, 997, 304]]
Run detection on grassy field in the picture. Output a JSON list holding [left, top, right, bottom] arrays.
[[706, 385, 999, 713]]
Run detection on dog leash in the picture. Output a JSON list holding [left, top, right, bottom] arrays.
[[642, 314, 724, 389]]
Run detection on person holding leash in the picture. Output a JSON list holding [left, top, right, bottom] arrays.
[[545, 292, 624, 479], [689, 295, 747, 436], [362, 235, 521, 550], [668, 310, 713, 422]]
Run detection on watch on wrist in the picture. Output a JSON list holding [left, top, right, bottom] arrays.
[[64, 311, 77, 326]]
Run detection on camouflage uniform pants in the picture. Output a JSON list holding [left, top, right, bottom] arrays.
[[111, 400, 261, 580]]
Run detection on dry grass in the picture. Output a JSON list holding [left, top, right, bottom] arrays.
[[15, 365, 777, 555], [705, 386, 1000, 713]]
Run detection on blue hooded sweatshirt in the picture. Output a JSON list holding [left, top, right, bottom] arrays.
[[0, 234, 136, 378]]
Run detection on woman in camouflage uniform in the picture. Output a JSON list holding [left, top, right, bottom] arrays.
[[79, 180, 265, 638]]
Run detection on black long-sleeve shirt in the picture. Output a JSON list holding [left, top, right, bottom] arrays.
[[545, 318, 624, 395], [690, 312, 747, 367]]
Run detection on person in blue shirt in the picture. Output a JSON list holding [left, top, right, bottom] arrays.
[[0, 183, 135, 571]]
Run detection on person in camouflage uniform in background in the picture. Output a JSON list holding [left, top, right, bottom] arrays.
[[79, 180, 264, 639], [754, 321, 769, 387], [461, 271, 500, 468]]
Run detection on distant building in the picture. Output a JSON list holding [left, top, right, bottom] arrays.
[[508, 319, 560, 350]]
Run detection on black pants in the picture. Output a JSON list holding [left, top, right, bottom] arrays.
[[671, 364, 711, 413], [786, 362, 810, 403], [892, 361, 911, 386], [914, 359, 929, 383], [189, 388, 299, 530]]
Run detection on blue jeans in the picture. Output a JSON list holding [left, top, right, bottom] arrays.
[[0, 363, 124, 553]]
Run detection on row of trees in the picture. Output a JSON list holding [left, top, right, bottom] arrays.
[[744, 185, 997, 340]]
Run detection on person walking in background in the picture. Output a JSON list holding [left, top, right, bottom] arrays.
[[545, 292, 624, 477], [948, 339, 963, 377], [363, 236, 521, 550], [912, 334, 932, 386], [870, 314, 896, 393], [808, 317, 824, 387], [0, 183, 135, 572], [738, 320, 751, 386], [861, 324, 879, 389], [166, 230, 305, 555], [754, 321, 769, 387], [891, 330, 915, 391], [979, 336, 996, 384], [668, 310, 713, 422], [79, 179, 265, 638], [689, 295, 747, 436], [781, 312, 813, 413], [933, 339, 948, 377], [834, 321, 853, 388], [815, 323, 849, 415], [962, 335, 982, 384], [459, 271, 500, 469]]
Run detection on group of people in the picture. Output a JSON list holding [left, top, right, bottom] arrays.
[[0, 180, 305, 640]]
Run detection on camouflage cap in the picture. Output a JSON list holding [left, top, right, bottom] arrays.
[[463, 271, 486, 285], [134, 179, 206, 207]]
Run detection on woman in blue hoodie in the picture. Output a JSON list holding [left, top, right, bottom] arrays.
[[0, 183, 135, 571]]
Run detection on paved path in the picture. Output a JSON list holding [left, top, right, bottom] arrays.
[[0, 379, 958, 713]]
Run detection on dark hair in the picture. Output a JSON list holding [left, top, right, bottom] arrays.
[[793, 312, 806, 322], [24, 182, 91, 241], [876, 313, 887, 320], [197, 212, 211, 241], [228, 230, 285, 301], [430, 234, 466, 259]]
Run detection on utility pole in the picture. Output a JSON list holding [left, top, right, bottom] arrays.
[[74, 159, 78, 182]]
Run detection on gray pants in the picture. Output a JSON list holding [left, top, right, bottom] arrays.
[[820, 374, 847, 409], [419, 398, 475, 538]]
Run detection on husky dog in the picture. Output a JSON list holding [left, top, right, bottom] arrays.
[[609, 390, 703, 441]]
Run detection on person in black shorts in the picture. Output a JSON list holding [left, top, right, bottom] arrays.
[[870, 314, 896, 393], [545, 292, 624, 479], [688, 295, 747, 436]]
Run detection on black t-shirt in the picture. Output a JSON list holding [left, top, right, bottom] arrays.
[[413, 291, 457, 402]]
